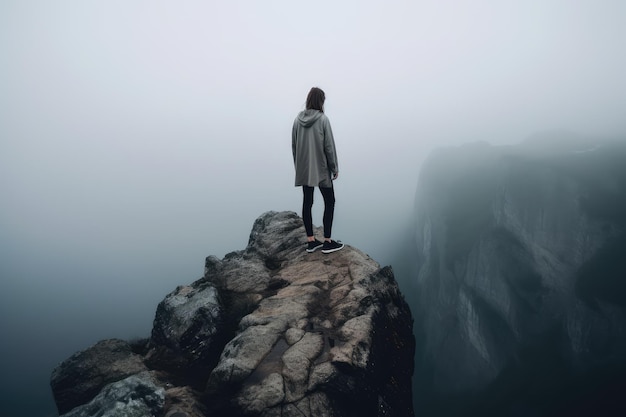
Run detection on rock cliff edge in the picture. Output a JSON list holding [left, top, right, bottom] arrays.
[[413, 137, 626, 416], [51, 211, 415, 417]]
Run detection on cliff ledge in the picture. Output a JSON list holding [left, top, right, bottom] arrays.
[[51, 210, 415, 417]]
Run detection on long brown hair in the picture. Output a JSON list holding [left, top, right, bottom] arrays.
[[306, 87, 325, 112]]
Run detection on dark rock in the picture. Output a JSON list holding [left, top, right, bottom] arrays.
[[162, 385, 206, 417], [58, 371, 165, 417], [145, 281, 223, 383], [50, 338, 148, 414]]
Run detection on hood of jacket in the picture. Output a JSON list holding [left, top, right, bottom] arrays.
[[297, 109, 324, 127]]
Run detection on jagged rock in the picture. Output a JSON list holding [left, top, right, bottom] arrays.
[[146, 281, 223, 381], [50, 338, 149, 414], [50, 211, 415, 417], [413, 138, 626, 415], [58, 371, 165, 417], [203, 211, 415, 417]]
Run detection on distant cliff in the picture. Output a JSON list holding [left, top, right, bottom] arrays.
[[413, 136, 626, 416], [51, 211, 415, 417]]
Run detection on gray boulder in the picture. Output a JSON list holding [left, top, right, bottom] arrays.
[[146, 281, 223, 381], [58, 372, 165, 417], [50, 338, 149, 414]]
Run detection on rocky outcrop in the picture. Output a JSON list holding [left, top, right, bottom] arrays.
[[51, 211, 415, 417], [50, 339, 149, 414], [145, 281, 223, 383], [412, 136, 626, 416], [57, 372, 165, 417]]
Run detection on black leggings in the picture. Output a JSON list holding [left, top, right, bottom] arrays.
[[302, 185, 335, 239]]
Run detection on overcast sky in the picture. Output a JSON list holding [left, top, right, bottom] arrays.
[[1, 1, 626, 416]]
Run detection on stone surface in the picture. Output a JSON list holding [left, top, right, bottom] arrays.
[[204, 211, 415, 417], [162, 385, 207, 417], [51, 210, 415, 417], [58, 372, 165, 417], [412, 137, 626, 416], [50, 338, 149, 414], [146, 281, 223, 381]]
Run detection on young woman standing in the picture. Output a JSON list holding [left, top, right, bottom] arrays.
[[292, 87, 344, 253]]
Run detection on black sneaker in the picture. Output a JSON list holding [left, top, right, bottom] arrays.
[[321, 240, 344, 254], [306, 239, 324, 253]]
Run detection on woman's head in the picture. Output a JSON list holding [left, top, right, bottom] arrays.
[[306, 87, 325, 112]]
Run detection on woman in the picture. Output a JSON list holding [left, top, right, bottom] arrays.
[[292, 87, 344, 254]]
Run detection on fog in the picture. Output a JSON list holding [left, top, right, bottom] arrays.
[[1, 1, 625, 416]]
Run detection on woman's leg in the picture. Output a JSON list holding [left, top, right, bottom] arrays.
[[302, 186, 315, 238], [320, 186, 335, 239]]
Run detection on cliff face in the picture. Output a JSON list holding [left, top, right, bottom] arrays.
[[51, 211, 415, 417], [413, 137, 626, 416]]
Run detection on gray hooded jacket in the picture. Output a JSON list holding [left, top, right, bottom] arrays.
[[292, 109, 338, 188]]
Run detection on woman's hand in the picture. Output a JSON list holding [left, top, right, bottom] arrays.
[[333, 172, 339, 180]]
